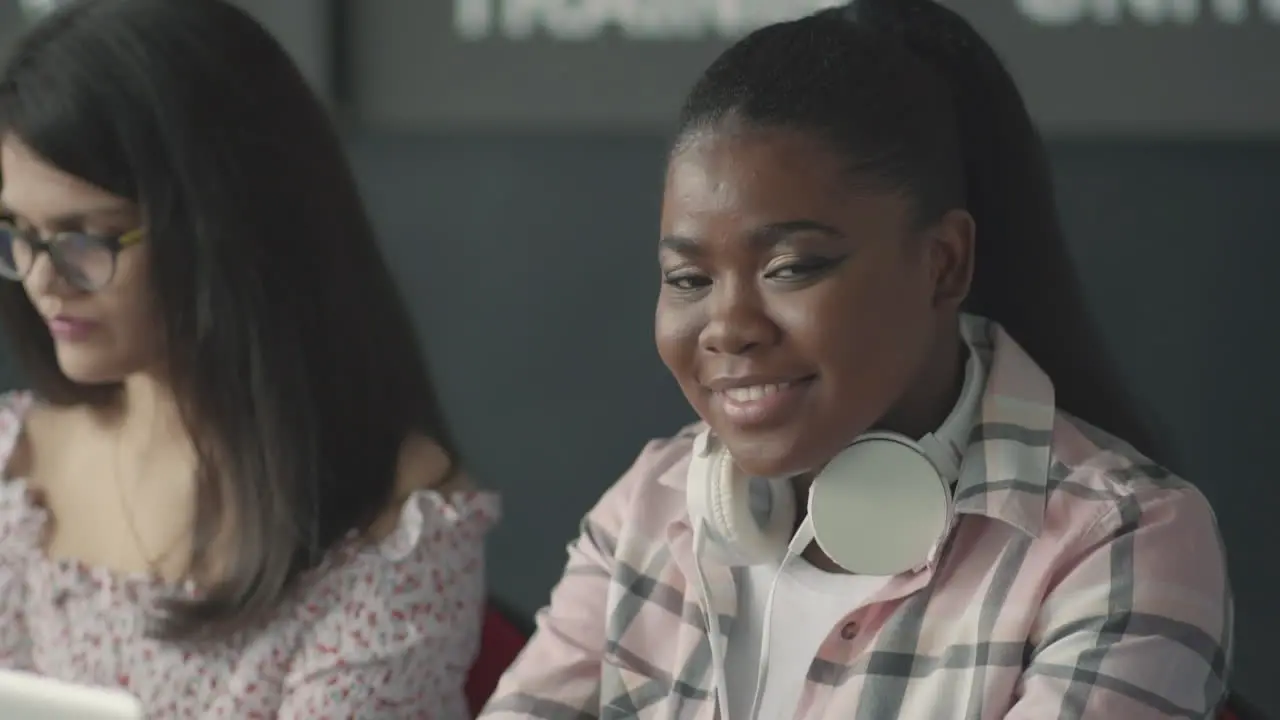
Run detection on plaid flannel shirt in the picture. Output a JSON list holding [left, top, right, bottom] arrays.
[[482, 317, 1232, 719]]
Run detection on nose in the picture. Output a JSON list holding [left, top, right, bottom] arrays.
[[22, 252, 71, 298], [699, 277, 779, 355]]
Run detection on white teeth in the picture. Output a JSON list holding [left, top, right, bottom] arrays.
[[723, 382, 791, 403]]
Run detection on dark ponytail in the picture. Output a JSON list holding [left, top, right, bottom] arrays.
[[676, 0, 1162, 460]]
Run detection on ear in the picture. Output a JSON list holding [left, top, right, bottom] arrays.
[[926, 208, 975, 311]]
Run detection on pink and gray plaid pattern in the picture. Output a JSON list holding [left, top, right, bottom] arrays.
[[483, 317, 1232, 719]]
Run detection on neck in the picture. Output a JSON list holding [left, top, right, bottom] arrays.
[[877, 321, 967, 441], [105, 372, 188, 453]]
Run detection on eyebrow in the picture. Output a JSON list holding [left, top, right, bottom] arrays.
[[659, 219, 844, 256], [0, 200, 136, 226]]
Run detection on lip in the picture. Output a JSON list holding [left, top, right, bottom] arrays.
[[46, 314, 98, 342], [704, 373, 816, 393], [706, 374, 817, 428]]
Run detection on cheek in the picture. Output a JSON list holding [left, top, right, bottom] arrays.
[[653, 298, 702, 382], [19, 277, 39, 305], [795, 258, 935, 384], [101, 255, 160, 345], [112, 246, 149, 287]]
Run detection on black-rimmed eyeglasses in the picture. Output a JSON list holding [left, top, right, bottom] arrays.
[[0, 217, 145, 292]]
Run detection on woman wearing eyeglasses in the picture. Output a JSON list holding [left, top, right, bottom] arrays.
[[0, 0, 497, 717]]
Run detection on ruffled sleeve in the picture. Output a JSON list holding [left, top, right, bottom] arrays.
[[277, 490, 500, 719]]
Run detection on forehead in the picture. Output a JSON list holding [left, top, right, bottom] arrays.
[[661, 126, 907, 240], [0, 135, 125, 221]]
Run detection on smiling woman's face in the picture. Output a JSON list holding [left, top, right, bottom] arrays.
[[655, 124, 972, 478], [0, 134, 159, 385]]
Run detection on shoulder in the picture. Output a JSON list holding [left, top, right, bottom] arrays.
[[0, 390, 34, 478], [1046, 411, 1222, 557], [366, 432, 472, 541], [0, 391, 47, 550], [578, 422, 703, 551], [0, 390, 84, 489], [286, 485, 499, 680], [614, 422, 701, 497], [1034, 414, 1230, 696], [596, 422, 701, 508]]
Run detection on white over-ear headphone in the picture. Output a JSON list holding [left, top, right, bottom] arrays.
[[685, 342, 982, 577]]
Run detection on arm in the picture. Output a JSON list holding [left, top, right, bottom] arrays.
[[0, 463, 38, 669], [0, 394, 40, 669], [0, 505, 32, 670], [1006, 487, 1232, 719], [276, 489, 498, 720], [278, 642, 467, 720], [480, 439, 665, 719]]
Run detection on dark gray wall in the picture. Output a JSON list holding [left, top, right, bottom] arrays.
[[345, 135, 1280, 714], [0, 1, 334, 100]]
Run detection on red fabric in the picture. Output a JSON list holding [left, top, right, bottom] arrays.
[[466, 605, 529, 717]]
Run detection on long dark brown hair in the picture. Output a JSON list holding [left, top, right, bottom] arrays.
[[0, 0, 459, 641]]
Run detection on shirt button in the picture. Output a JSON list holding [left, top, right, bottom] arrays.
[[840, 621, 858, 640]]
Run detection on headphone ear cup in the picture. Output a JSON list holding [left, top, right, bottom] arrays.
[[807, 434, 953, 576], [687, 435, 796, 565]]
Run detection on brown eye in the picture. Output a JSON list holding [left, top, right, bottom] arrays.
[[663, 271, 710, 292], [53, 233, 116, 289], [765, 257, 839, 281]]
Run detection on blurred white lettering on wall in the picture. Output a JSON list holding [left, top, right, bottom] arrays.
[[353, 0, 1280, 135], [1016, 0, 1280, 24], [454, 0, 843, 40]]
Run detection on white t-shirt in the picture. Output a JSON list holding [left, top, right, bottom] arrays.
[[724, 561, 888, 720]]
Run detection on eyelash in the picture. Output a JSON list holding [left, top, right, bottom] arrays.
[[662, 257, 838, 292]]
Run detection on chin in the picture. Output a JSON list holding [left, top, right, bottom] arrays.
[[57, 367, 126, 386], [710, 409, 875, 480], [54, 350, 129, 386], [714, 427, 826, 480]]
